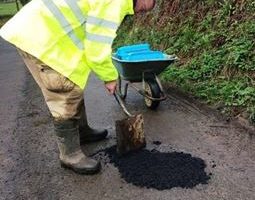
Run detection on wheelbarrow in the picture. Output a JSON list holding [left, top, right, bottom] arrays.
[[111, 52, 177, 155], [112, 53, 178, 109]]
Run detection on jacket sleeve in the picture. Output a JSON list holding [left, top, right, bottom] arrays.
[[84, 24, 118, 82], [84, 0, 134, 82]]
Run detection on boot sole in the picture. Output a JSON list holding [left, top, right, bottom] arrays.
[[60, 162, 101, 175]]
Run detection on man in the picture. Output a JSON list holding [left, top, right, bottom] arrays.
[[0, 0, 155, 175]]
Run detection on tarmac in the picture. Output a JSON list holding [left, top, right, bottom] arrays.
[[0, 38, 255, 200]]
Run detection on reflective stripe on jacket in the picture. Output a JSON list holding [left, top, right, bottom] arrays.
[[0, 0, 134, 88]]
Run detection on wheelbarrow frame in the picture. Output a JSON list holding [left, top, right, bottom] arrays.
[[112, 54, 178, 109]]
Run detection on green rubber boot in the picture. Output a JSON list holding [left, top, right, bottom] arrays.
[[78, 105, 108, 144], [54, 119, 101, 175], [79, 126, 108, 144]]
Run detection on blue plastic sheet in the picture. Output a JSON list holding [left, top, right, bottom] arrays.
[[116, 43, 165, 61]]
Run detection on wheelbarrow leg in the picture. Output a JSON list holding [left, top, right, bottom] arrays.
[[118, 77, 128, 99]]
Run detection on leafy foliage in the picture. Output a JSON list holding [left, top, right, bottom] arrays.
[[0, 1, 19, 16], [19, 0, 29, 6]]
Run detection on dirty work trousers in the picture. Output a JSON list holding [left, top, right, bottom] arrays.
[[18, 50, 86, 122]]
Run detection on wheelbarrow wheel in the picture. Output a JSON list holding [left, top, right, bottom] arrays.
[[144, 80, 160, 110]]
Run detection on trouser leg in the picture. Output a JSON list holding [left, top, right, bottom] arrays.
[[18, 49, 84, 120], [19, 49, 108, 143], [18, 49, 101, 174]]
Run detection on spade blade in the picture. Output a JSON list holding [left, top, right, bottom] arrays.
[[115, 114, 146, 156]]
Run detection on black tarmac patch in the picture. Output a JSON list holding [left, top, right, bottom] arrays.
[[93, 146, 211, 190]]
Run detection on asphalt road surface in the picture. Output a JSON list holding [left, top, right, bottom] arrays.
[[0, 38, 254, 200]]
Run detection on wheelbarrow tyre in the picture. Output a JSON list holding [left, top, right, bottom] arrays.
[[144, 80, 160, 110]]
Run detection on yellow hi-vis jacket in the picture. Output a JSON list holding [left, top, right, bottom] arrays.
[[0, 0, 134, 88]]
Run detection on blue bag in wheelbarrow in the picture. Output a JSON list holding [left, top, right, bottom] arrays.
[[116, 43, 165, 61], [116, 43, 150, 56]]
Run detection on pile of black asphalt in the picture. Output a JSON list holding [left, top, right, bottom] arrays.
[[93, 145, 211, 190]]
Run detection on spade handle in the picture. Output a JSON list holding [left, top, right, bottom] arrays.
[[114, 92, 133, 117]]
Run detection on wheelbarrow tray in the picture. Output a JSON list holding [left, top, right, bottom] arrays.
[[112, 54, 177, 82]]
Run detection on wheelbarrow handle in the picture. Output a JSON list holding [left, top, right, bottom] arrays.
[[114, 92, 133, 117]]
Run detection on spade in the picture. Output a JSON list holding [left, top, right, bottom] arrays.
[[114, 93, 146, 156]]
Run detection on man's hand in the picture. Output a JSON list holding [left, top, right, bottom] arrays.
[[134, 0, 155, 13], [104, 80, 117, 95]]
